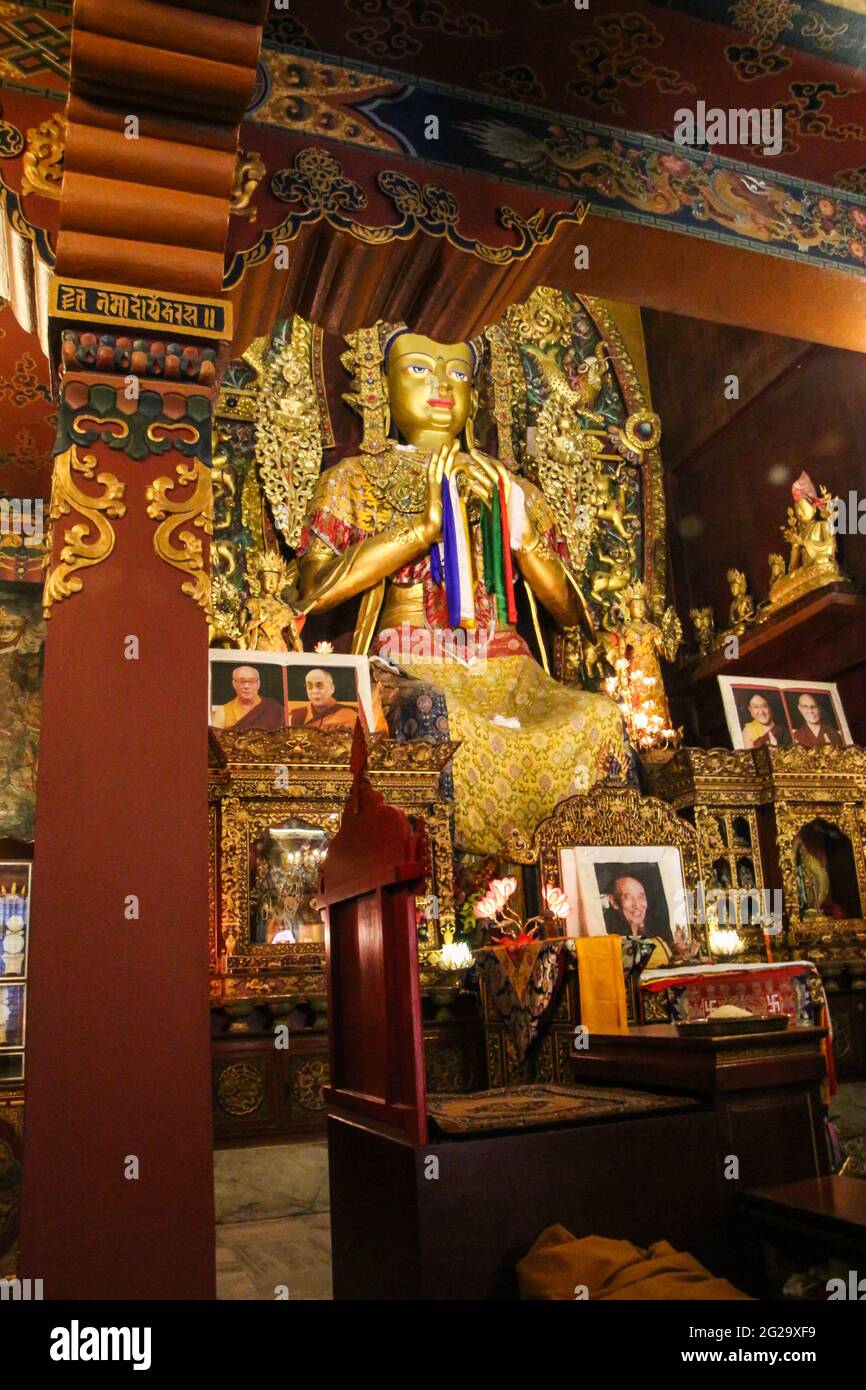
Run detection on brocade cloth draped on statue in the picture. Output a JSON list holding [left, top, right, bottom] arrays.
[[400, 655, 627, 855]]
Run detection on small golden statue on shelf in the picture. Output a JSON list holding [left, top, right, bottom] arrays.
[[765, 472, 848, 613], [720, 568, 756, 639], [241, 549, 304, 652], [689, 605, 715, 657]]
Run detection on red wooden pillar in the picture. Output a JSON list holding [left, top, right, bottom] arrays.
[[19, 305, 225, 1298], [14, 0, 269, 1300]]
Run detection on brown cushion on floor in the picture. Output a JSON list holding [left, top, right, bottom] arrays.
[[427, 1083, 699, 1136]]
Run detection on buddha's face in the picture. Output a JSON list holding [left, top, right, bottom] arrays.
[[386, 333, 474, 444], [794, 496, 815, 522]]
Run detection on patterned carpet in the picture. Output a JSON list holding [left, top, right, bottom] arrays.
[[427, 1082, 698, 1135]]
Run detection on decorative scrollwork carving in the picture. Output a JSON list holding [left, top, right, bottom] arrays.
[[506, 785, 703, 939], [289, 1058, 328, 1111], [43, 445, 126, 618], [214, 1062, 265, 1117], [21, 113, 66, 199], [145, 460, 212, 612]]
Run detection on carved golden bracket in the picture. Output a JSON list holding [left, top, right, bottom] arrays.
[[145, 460, 212, 613], [22, 113, 66, 199], [43, 444, 126, 618]]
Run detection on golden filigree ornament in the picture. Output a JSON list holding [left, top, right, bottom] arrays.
[[43, 445, 126, 618], [362, 444, 428, 516], [619, 409, 662, 454], [146, 460, 212, 613], [483, 323, 525, 472], [504, 286, 574, 352], [533, 390, 602, 577], [341, 321, 402, 454], [254, 315, 323, 548], [21, 113, 66, 199]]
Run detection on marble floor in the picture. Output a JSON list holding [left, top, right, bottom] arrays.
[[215, 1141, 332, 1301]]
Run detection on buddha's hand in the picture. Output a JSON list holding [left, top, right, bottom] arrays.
[[419, 440, 459, 546], [452, 448, 495, 509], [469, 448, 535, 549]]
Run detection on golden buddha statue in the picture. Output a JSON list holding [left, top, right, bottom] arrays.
[[297, 325, 629, 854]]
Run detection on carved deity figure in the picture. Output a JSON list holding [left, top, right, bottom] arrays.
[[610, 583, 680, 739], [296, 325, 628, 854], [241, 550, 304, 653], [725, 568, 755, 635], [782, 475, 840, 575], [689, 606, 715, 657], [616, 584, 681, 685], [767, 473, 845, 611]]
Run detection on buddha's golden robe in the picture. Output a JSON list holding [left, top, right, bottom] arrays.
[[299, 453, 629, 853]]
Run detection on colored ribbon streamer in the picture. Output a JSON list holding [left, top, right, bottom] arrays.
[[481, 471, 518, 625], [441, 474, 474, 629]]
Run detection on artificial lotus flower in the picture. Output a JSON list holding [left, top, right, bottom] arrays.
[[543, 882, 571, 919], [473, 876, 517, 920]]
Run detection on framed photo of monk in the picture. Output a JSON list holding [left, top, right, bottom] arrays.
[[209, 652, 287, 731], [718, 675, 852, 750], [782, 684, 851, 749], [558, 845, 692, 954], [284, 654, 371, 732]]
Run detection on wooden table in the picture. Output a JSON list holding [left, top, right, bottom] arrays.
[[570, 1023, 830, 1190], [739, 1178, 866, 1296]]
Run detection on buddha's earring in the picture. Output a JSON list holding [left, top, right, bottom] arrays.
[[464, 389, 480, 450]]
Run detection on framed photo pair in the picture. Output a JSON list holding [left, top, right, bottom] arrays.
[[208, 651, 380, 733], [718, 676, 852, 752]]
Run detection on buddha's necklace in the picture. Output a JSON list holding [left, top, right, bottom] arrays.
[[362, 443, 427, 516]]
